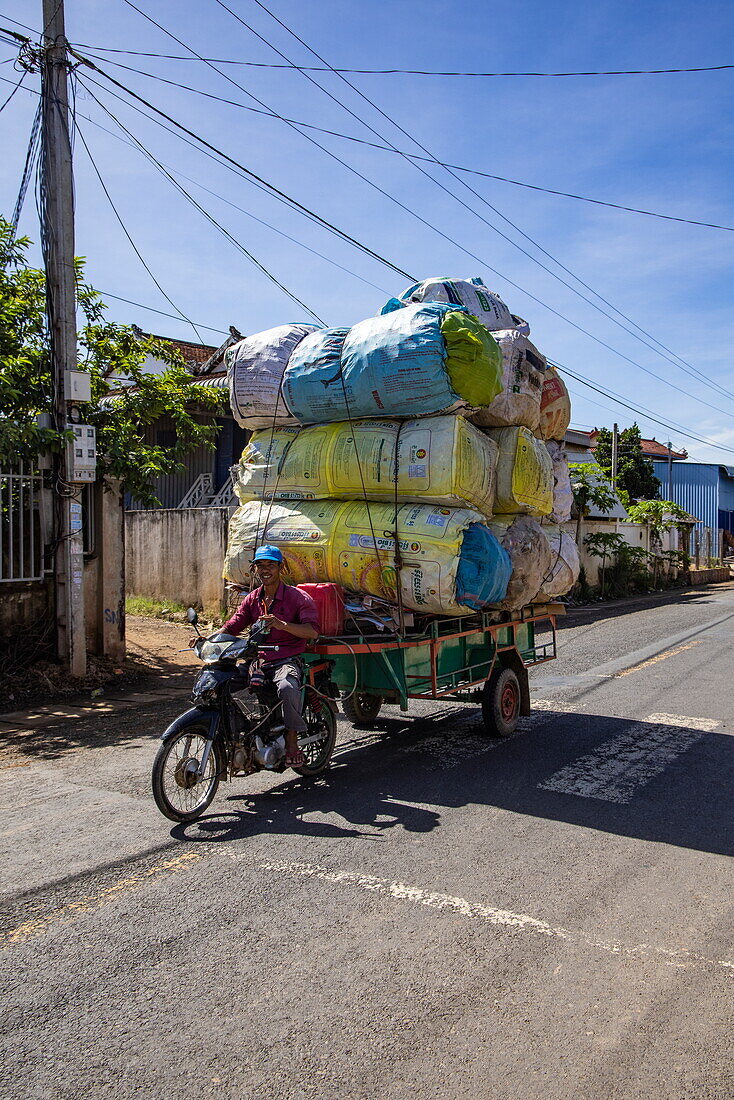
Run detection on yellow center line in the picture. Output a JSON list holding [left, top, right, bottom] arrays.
[[1, 851, 203, 950], [615, 640, 703, 678]]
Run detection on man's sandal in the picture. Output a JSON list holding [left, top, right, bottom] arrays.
[[285, 749, 306, 768]]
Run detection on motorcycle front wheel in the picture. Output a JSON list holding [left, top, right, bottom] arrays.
[[295, 697, 337, 777], [152, 724, 225, 822]]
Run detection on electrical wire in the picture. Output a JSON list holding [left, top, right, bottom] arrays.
[[0, 64, 25, 111], [81, 49, 734, 420], [79, 51, 734, 236], [553, 362, 734, 455], [74, 52, 416, 282], [235, 0, 734, 408], [12, 98, 41, 232], [66, 43, 734, 77], [0, 71, 391, 298], [91, 290, 227, 334], [74, 115, 208, 344], [76, 74, 327, 325]]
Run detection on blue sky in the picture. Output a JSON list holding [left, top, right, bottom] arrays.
[[2, 0, 733, 461]]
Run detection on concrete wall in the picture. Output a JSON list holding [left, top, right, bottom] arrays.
[[125, 508, 230, 613], [570, 518, 680, 586]]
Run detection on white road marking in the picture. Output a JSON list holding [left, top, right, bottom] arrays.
[[645, 713, 721, 732], [255, 860, 734, 975], [538, 715, 719, 803]]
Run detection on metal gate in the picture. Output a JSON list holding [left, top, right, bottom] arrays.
[[0, 464, 44, 582]]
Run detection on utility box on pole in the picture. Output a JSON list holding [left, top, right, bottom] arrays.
[[41, 0, 87, 677]]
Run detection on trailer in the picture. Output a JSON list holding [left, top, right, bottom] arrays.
[[306, 603, 561, 736]]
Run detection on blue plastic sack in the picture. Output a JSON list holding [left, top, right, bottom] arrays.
[[456, 523, 512, 609], [284, 302, 468, 423]]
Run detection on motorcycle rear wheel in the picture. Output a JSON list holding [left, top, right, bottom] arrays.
[[295, 698, 337, 777], [152, 725, 225, 822]]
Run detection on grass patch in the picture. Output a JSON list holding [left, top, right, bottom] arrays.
[[126, 596, 187, 618]]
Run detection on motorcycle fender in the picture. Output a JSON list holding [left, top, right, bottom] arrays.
[[160, 707, 220, 743]]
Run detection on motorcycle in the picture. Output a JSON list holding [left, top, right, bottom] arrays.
[[151, 608, 340, 823]]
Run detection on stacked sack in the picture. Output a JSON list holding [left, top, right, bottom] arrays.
[[224, 275, 578, 615]]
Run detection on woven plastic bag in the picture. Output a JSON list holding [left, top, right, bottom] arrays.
[[284, 303, 502, 424], [488, 515, 552, 610], [223, 499, 511, 615], [469, 330, 547, 431], [486, 426, 553, 516], [544, 440, 573, 524], [538, 367, 571, 441], [383, 276, 515, 331], [226, 323, 319, 430], [536, 525, 580, 601], [234, 415, 498, 516]]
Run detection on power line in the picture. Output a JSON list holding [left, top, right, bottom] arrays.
[[76, 75, 327, 326], [109, 22, 734, 406], [81, 48, 733, 420], [0, 71, 390, 297], [81, 51, 734, 236], [240, 0, 734, 412], [70, 58, 416, 283], [92, 289, 228, 334], [74, 113, 207, 344], [68, 44, 734, 77], [0, 64, 25, 112], [554, 362, 734, 456]]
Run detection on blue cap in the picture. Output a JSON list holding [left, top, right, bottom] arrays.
[[252, 544, 284, 564]]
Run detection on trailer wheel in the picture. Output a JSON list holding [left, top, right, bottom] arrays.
[[482, 667, 521, 738], [342, 692, 383, 727]]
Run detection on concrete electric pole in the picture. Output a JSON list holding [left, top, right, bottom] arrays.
[[41, 0, 87, 677], [611, 423, 619, 491]]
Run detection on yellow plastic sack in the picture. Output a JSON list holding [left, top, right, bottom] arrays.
[[486, 426, 553, 516], [539, 367, 571, 441], [470, 330, 547, 432], [235, 416, 498, 517], [224, 499, 488, 615]]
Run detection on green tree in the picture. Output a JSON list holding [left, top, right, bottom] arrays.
[[569, 462, 618, 544], [593, 423, 660, 502], [0, 218, 225, 505]]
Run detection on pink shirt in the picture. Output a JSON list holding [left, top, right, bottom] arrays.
[[222, 583, 319, 661]]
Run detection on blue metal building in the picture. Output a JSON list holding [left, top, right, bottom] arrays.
[[652, 460, 734, 538]]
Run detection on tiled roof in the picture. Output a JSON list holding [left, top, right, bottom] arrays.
[[137, 330, 219, 363]]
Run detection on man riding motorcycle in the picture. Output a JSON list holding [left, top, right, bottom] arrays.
[[218, 545, 319, 768]]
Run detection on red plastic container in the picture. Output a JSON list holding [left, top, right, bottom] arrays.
[[297, 583, 345, 637]]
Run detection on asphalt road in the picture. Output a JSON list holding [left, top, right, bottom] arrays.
[[1, 585, 733, 1099]]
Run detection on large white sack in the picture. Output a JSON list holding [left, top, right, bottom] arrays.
[[488, 515, 552, 611], [485, 426, 553, 516], [226, 323, 318, 430], [544, 440, 573, 524], [235, 415, 498, 516], [393, 276, 515, 331], [538, 367, 571, 441], [469, 330, 547, 431], [536, 526, 580, 601]]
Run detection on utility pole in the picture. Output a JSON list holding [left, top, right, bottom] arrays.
[[667, 441, 673, 501], [41, 0, 86, 677], [611, 423, 619, 491]]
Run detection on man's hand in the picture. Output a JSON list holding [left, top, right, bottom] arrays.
[[259, 613, 286, 631]]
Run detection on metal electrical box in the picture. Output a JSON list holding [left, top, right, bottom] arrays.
[[67, 424, 97, 482]]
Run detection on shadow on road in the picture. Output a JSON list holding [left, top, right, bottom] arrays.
[[174, 704, 734, 858]]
